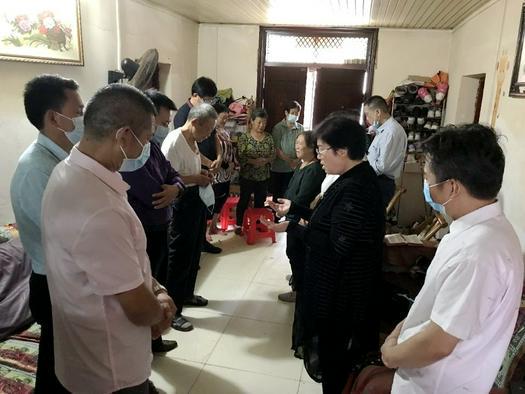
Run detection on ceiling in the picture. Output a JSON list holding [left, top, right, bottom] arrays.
[[148, 0, 493, 30]]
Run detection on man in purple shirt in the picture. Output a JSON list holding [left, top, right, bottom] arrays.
[[121, 89, 183, 354]]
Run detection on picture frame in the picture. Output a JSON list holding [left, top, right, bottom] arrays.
[[510, 1, 525, 97], [0, 0, 83, 66]]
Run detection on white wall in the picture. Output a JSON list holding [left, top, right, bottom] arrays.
[[447, 0, 525, 250], [492, 0, 525, 250], [0, 0, 199, 223], [197, 24, 259, 98], [372, 29, 452, 97], [119, 0, 198, 105], [445, 0, 506, 125]]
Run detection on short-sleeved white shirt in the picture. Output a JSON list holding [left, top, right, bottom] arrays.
[[392, 202, 523, 394], [161, 127, 201, 185], [42, 147, 153, 394]]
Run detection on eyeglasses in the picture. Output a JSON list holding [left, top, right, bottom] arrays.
[[316, 146, 333, 155]]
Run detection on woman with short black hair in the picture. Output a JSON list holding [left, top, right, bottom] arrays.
[[265, 115, 385, 393]]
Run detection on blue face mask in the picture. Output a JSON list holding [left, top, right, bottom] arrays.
[[152, 125, 170, 146], [287, 114, 298, 124], [119, 129, 151, 172], [423, 180, 452, 213]]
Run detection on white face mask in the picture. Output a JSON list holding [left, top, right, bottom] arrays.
[[119, 129, 151, 172], [55, 112, 84, 144], [199, 184, 215, 208]]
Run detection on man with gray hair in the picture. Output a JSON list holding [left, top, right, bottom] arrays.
[[364, 95, 407, 208], [162, 103, 217, 332], [42, 84, 176, 393]]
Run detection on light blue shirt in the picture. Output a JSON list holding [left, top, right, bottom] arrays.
[[367, 116, 407, 180], [10, 133, 68, 275]]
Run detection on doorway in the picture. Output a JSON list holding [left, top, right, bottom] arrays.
[[457, 74, 486, 124], [257, 27, 377, 131]]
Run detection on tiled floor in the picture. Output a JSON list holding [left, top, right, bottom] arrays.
[[150, 232, 323, 394]]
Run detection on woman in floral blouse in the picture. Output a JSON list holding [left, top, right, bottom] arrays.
[[235, 108, 275, 234]]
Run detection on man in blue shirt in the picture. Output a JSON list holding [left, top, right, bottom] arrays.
[[364, 96, 408, 208], [10, 74, 84, 393]]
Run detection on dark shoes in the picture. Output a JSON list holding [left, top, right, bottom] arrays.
[[152, 339, 178, 354], [185, 295, 209, 307], [202, 240, 222, 254], [278, 291, 296, 303]]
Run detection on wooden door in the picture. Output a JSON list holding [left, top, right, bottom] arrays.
[[312, 68, 366, 127], [262, 66, 307, 133]]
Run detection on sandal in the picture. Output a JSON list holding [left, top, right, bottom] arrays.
[[171, 316, 194, 332]]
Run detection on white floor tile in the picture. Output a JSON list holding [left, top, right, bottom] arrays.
[[207, 317, 302, 380], [194, 276, 251, 315], [298, 381, 323, 394], [234, 282, 295, 324], [150, 358, 203, 394], [162, 309, 231, 363], [191, 365, 300, 394]]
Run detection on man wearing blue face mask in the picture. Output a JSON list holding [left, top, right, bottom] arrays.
[[121, 89, 183, 354], [377, 124, 523, 394], [10, 74, 83, 393]]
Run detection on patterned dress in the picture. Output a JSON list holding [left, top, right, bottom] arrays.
[[237, 132, 275, 181]]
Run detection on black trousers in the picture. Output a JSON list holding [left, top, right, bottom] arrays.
[[144, 223, 169, 348], [212, 181, 231, 214], [144, 223, 170, 286], [29, 272, 69, 394], [236, 177, 269, 226], [286, 231, 306, 352], [318, 328, 353, 394], [166, 186, 207, 315], [377, 175, 396, 209], [270, 171, 293, 202]]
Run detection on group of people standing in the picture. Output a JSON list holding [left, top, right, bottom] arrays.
[[8, 71, 523, 394]]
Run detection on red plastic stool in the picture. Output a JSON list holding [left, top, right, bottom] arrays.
[[242, 208, 276, 245], [219, 196, 239, 231]]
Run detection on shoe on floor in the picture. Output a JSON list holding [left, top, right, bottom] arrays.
[[278, 291, 296, 303], [184, 294, 208, 307], [202, 239, 222, 254], [148, 379, 160, 394], [171, 315, 194, 332], [234, 226, 243, 235], [152, 339, 178, 354]]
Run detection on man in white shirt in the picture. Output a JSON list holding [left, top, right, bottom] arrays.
[[378, 124, 524, 393], [161, 104, 217, 332], [364, 96, 407, 208], [42, 84, 175, 393]]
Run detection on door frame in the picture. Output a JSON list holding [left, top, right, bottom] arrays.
[[256, 26, 378, 108]]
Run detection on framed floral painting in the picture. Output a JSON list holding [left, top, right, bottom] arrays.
[[0, 0, 83, 66]]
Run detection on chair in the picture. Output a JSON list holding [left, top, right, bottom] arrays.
[[242, 208, 276, 245], [219, 196, 239, 231]]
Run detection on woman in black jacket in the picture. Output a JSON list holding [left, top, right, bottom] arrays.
[[265, 115, 385, 393]]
